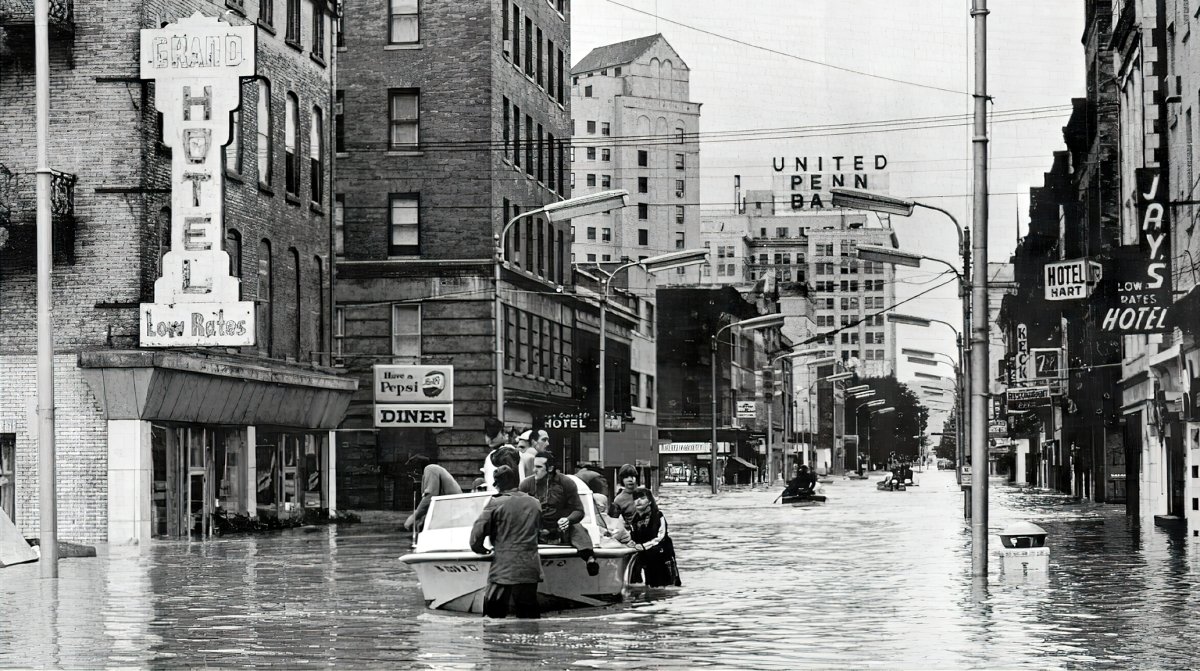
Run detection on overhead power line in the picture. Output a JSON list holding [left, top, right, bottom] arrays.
[[597, 0, 974, 97]]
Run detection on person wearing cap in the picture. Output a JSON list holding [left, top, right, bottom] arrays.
[[519, 449, 599, 576], [470, 465, 543, 619], [516, 429, 539, 477]]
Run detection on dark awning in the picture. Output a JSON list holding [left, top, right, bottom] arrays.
[[729, 456, 758, 469], [79, 350, 357, 429]]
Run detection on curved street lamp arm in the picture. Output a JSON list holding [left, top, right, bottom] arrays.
[[496, 207, 545, 264]]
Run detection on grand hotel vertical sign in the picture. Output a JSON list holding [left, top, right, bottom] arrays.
[[139, 14, 256, 346]]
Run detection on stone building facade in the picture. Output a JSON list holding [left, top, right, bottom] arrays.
[[569, 34, 702, 282]]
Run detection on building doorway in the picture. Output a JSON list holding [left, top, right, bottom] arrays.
[[151, 425, 247, 538], [1, 433, 14, 522]]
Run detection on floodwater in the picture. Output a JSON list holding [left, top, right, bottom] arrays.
[[3, 469, 1200, 669]]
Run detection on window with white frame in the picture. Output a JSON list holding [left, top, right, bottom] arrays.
[[392, 304, 421, 359], [389, 0, 419, 44], [388, 89, 419, 150], [389, 193, 420, 255]]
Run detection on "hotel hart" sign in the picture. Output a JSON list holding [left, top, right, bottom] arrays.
[[139, 13, 256, 346]]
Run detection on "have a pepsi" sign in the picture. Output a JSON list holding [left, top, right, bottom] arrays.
[[373, 365, 454, 428]]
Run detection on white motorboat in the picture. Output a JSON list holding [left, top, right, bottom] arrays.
[[399, 476, 638, 613]]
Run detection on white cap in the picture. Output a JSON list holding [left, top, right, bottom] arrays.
[[518, 430, 533, 441]]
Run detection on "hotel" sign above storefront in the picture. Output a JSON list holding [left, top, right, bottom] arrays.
[[139, 13, 257, 346]]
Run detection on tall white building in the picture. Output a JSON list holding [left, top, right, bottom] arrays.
[[569, 35, 701, 280]]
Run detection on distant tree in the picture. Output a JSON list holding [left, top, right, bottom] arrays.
[[842, 373, 928, 466]]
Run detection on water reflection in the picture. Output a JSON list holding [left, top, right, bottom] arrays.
[[2, 470, 1200, 668]]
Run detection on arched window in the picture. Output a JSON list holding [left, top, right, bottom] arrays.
[[313, 256, 325, 364], [157, 207, 171, 278], [290, 247, 302, 359], [226, 228, 242, 296], [257, 239, 273, 355], [285, 92, 299, 195], [310, 106, 323, 204], [256, 79, 272, 186]]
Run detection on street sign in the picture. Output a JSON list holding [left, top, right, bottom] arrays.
[[736, 400, 756, 419], [1006, 386, 1052, 412], [989, 419, 1008, 436], [1044, 258, 1102, 301]]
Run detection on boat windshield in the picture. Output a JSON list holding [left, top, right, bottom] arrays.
[[424, 493, 491, 532]]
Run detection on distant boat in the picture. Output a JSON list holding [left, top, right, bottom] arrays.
[[781, 494, 827, 507]]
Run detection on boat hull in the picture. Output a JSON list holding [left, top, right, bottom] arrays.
[[400, 547, 636, 613]]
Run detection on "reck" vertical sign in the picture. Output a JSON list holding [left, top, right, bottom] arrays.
[[139, 13, 257, 346]]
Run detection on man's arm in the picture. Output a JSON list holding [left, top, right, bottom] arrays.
[[559, 475, 585, 525], [406, 494, 433, 531], [469, 498, 497, 554]]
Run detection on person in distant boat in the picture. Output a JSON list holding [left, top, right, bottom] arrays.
[[469, 465, 543, 619], [403, 455, 463, 533], [519, 450, 600, 576], [782, 464, 818, 499], [614, 488, 681, 587]]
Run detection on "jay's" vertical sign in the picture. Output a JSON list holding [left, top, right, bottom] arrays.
[[1100, 168, 1172, 333], [139, 13, 257, 346]]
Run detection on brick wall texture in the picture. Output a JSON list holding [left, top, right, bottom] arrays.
[[0, 0, 337, 540]]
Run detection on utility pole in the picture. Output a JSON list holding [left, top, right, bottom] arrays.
[[969, 0, 990, 580], [34, 0, 59, 578]]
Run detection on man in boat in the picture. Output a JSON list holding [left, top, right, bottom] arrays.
[[782, 464, 818, 500], [483, 418, 527, 490], [469, 465, 543, 619], [519, 450, 601, 576], [403, 455, 463, 533]]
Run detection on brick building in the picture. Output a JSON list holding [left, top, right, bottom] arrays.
[[0, 0, 352, 544], [333, 0, 583, 504]]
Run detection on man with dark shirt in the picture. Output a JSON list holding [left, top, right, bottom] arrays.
[[470, 465, 542, 619], [519, 450, 599, 576]]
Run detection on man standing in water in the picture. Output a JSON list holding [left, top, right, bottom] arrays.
[[520, 450, 600, 576], [470, 465, 543, 619]]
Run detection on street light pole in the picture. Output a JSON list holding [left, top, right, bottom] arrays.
[[493, 190, 631, 428], [970, 0, 991, 580], [710, 313, 785, 494], [764, 349, 824, 485], [34, 0, 58, 578], [596, 249, 707, 470]]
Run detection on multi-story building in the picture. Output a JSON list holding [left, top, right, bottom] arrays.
[[334, 0, 582, 502], [0, 0, 352, 544], [699, 200, 899, 376], [569, 34, 702, 281], [655, 285, 787, 484]]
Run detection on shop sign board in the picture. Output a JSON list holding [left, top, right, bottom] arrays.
[[139, 14, 257, 347], [659, 442, 731, 455], [374, 404, 454, 427], [1044, 258, 1102, 300], [989, 419, 1008, 436], [1006, 386, 1052, 412], [1099, 169, 1172, 333], [542, 412, 589, 431], [373, 365, 453, 404], [736, 400, 756, 419]]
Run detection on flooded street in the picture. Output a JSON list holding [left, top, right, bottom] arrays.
[[4, 470, 1200, 669]]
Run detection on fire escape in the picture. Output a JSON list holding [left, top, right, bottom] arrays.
[[0, 0, 78, 264]]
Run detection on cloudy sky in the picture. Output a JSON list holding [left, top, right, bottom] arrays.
[[572, 0, 1084, 384]]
